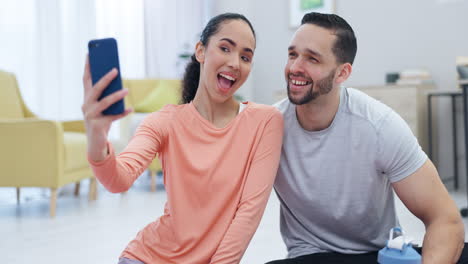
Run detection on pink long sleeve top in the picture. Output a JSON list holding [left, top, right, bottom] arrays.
[[88, 102, 284, 264]]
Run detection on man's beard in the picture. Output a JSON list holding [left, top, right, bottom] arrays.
[[287, 69, 336, 105]]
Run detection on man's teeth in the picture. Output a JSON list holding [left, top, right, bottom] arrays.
[[220, 73, 236, 81], [291, 79, 309, 85]]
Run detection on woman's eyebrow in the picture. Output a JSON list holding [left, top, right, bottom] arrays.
[[220, 38, 254, 55]]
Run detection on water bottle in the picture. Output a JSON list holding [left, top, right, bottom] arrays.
[[378, 227, 421, 264]]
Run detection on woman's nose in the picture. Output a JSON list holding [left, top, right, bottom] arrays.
[[227, 54, 240, 71]]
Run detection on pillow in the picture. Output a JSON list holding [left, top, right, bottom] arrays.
[[134, 81, 180, 113]]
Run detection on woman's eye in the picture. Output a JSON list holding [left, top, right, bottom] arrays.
[[288, 52, 296, 58], [241, 56, 251, 62], [221, 47, 229, 52]]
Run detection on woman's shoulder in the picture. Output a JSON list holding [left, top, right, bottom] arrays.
[[241, 102, 283, 136], [244, 102, 283, 124], [246, 102, 282, 117], [141, 103, 189, 127], [146, 103, 187, 117]]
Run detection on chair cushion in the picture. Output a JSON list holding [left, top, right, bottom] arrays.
[[133, 80, 180, 113], [123, 79, 159, 108], [63, 132, 88, 171]]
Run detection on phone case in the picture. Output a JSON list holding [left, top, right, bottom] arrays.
[[88, 38, 125, 115]]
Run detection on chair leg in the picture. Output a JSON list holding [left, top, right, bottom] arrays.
[[88, 177, 97, 201], [16, 187, 20, 204], [74, 182, 80, 196], [50, 188, 57, 217], [150, 170, 156, 192]]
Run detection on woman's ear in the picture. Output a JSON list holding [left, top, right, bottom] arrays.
[[335, 63, 352, 84], [195, 42, 205, 64]]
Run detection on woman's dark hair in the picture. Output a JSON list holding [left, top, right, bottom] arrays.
[[181, 13, 256, 104], [301, 12, 357, 65]]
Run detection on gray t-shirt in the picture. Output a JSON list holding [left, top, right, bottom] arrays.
[[274, 87, 427, 258]]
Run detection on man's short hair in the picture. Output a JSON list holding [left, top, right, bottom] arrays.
[[301, 12, 357, 65]]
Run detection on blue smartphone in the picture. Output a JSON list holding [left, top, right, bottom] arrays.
[[88, 38, 125, 115]]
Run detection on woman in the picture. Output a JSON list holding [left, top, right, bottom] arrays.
[[82, 13, 283, 264]]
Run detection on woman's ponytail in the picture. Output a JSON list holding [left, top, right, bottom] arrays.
[[181, 54, 200, 104]]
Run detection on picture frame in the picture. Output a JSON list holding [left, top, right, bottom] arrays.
[[289, 0, 336, 28]]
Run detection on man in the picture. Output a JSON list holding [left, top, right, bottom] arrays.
[[268, 12, 467, 263]]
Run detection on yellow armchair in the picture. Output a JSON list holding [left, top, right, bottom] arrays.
[[119, 79, 181, 191], [0, 70, 97, 217]]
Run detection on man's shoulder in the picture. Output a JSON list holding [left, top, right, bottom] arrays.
[[273, 97, 291, 115], [344, 87, 393, 126]]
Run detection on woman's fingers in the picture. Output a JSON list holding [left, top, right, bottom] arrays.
[[82, 102, 101, 120], [90, 68, 118, 101], [83, 55, 92, 95], [95, 88, 128, 114]]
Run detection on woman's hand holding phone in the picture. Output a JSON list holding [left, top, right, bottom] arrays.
[[82, 56, 132, 162]]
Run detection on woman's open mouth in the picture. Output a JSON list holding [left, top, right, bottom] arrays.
[[217, 73, 237, 93]]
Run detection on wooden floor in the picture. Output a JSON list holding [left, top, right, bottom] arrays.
[[2, 172, 468, 264]]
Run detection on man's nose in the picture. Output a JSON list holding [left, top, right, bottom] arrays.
[[289, 58, 304, 74]]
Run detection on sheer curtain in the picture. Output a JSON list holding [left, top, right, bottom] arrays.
[[144, 0, 206, 79]]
